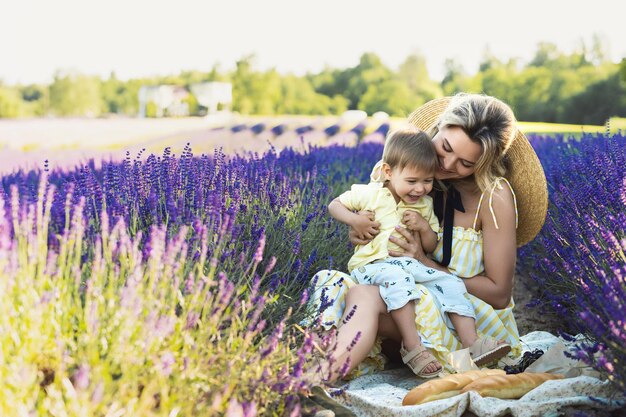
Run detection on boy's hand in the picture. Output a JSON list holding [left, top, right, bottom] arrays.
[[402, 210, 429, 232], [349, 210, 380, 242]]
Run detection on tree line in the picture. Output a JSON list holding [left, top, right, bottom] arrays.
[[1, 40, 625, 124]]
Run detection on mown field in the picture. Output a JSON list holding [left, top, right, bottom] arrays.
[[0, 116, 624, 415]]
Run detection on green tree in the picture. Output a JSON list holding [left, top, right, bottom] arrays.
[[49, 71, 102, 116], [230, 54, 261, 114], [479, 64, 518, 107], [344, 53, 392, 109], [358, 79, 417, 116], [509, 66, 552, 121], [183, 93, 199, 116], [19, 84, 48, 116], [0, 86, 26, 118], [397, 53, 441, 103], [274, 75, 347, 115], [563, 72, 626, 124], [441, 59, 482, 96], [308, 66, 348, 99]]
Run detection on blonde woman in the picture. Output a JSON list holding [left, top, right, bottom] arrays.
[[307, 93, 548, 382]]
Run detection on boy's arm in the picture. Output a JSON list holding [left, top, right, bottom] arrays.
[[328, 197, 379, 241], [402, 210, 438, 253], [418, 229, 438, 253]]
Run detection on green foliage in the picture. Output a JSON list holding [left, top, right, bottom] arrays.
[[441, 59, 482, 96], [562, 74, 626, 124], [145, 101, 158, 118], [358, 79, 416, 116], [49, 71, 103, 117], [101, 72, 139, 115], [277, 75, 347, 115], [2, 35, 626, 122], [397, 53, 442, 104], [183, 93, 199, 116], [0, 86, 27, 117]]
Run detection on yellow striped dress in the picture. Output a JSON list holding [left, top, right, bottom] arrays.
[[306, 177, 522, 378]]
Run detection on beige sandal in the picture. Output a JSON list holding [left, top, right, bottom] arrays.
[[469, 336, 511, 367], [400, 344, 443, 379]]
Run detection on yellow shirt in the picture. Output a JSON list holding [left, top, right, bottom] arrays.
[[339, 183, 439, 272]]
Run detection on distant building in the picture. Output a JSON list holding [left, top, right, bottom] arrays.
[[190, 82, 232, 115], [138, 82, 232, 118], [138, 85, 190, 117]]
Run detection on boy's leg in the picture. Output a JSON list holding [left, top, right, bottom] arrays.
[[390, 300, 421, 350], [448, 313, 478, 348], [359, 260, 441, 375], [402, 259, 478, 341]]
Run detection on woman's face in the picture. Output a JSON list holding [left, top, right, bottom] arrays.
[[432, 126, 482, 180]]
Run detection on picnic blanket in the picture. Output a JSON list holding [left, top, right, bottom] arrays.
[[317, 332, 625, 417]]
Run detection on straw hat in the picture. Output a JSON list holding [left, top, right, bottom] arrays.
[[408, 96, 548, 247]]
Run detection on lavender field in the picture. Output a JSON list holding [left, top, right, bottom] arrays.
[[0, 128, 625, 415]]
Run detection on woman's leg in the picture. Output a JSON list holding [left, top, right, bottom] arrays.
[[325, 284, 388, 382]]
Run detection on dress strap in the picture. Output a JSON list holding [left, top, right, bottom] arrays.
[[483, 177, 519, 230], [472, 191, 486, 230], [433, 184, 465, 267]]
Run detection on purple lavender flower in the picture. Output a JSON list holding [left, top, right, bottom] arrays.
[[72, 364, 90, 390], [253, 230, 266, 264], [160, 351, 176, 376]]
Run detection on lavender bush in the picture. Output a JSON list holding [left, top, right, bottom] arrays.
[[4, 128, 626, 413], [0, 180, 321, 415], [0, 142, 383, 414], [518, 132, 626, 394]]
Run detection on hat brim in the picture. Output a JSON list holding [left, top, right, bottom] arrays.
[[408, 97, 548, 247]]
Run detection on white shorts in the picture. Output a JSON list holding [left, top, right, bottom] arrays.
[[350, 257, 475, 325]]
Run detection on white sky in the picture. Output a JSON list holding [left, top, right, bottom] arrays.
[[2, 0, 625, 85]]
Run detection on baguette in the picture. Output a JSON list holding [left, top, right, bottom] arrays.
[[460, 372, 564, 399], [402, 369, 505, 406]]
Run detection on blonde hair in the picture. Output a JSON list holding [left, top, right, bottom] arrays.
[[383, 128, 437, 174], [428, 93, 516, 192]]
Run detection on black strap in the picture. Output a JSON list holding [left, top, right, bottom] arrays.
[[433, 185, 465, 267]]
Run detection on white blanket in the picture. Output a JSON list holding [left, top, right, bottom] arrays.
[[330, 332, 625, 417]]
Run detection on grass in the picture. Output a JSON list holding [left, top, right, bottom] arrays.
[[608, 117, 626, 132], [518, 121, 605, 135]]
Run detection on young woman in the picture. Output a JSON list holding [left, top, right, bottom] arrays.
[[306, 93, 548, 382]]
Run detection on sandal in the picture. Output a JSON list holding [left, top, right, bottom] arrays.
[[469, 336, 511, 367], [400, 343, 443, 379]]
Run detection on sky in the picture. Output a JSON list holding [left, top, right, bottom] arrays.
[[2, 0, 625, 85]]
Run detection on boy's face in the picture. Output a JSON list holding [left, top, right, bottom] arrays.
[[384, 164, 434, 205]]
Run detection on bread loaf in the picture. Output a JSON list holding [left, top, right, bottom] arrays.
[[460, 372, 564, 399], [402, 369, 505, 406]]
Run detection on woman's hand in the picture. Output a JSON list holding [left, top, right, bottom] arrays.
[[388, 226, 427, 262], [348, 210, 380, 245]]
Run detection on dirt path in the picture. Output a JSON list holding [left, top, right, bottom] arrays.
[[512, 273, 561, 336]]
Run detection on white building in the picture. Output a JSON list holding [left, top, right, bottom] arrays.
[[189, 82, 232, 115], [138, 85, 190, 118]]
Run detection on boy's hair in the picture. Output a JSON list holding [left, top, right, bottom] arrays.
[[382, 128, 437, 174]]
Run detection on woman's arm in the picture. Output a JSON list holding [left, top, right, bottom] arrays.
[[463, 183, 517, 309]]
